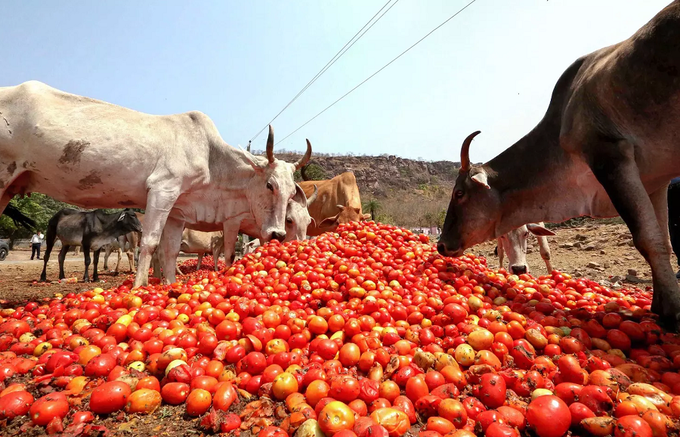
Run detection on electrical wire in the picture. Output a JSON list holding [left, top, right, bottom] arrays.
[[275, 0, 478, 146], [249, 0, 399, 143]]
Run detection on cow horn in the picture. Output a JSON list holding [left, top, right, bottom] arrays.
[[266, 125, 275, 164], [460, 131, 481, 172], [307, 185, 318, 207], [295, 139, 313, 171]]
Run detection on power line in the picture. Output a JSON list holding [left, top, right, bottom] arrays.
[[275, 0, 478, 146], [249, 0, 399, 143]]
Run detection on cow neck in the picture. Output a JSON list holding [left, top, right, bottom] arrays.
[[208, 145, 261, 192], [485, 56, 589, 237], [486, 120, 583, 237]]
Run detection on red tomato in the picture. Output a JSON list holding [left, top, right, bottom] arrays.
[[478, 373, 506, 409], [0, 390, 34, 420], [29, 392, 70, 426], [526, 395, 570, 437], [614, 415, 653, 437], [90, 381, 131, 414], [161, 382, 190, 405]]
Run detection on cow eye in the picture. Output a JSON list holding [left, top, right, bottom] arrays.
[[286, 218, 293, 224], [454, 190, 464, 199], [266, 182, 274, 191]]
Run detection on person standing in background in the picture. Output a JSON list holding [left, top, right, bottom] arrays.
[[30, 231, 44, 260], [668, 178, 680, 278]]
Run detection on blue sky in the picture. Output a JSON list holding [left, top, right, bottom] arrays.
[[0, 0, 671, 162]]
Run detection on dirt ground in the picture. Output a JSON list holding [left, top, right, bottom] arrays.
[[470, 220, 665, 289], [0, 249, 194, 307]]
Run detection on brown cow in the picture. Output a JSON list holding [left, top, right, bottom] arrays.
[[299, 166, 369, 236], [438, 2, 680, 330]]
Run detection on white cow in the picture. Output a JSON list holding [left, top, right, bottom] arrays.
[[178, 229, 224, 271], [103, 232, 140, 274], [214, 184, 318, 262], [0, 81, 310, 286], [496, 223, 555, 275]]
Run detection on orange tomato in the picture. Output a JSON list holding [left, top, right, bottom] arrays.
[[186, 389, 212, 416], [318, 401, 356, 436], [125, 389, 162, 414]]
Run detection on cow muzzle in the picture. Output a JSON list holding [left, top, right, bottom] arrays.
[[436, 242, 462, 258], [271, 231, 286, 242], [510, 265, 528, 275]]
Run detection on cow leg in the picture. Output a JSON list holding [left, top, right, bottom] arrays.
[[82, 243, 92, 282], [157, 217, 183, 285], [650, 183, 673, 257], [103, 246, 111, 270], [114, 247, 122, 275], [222, 221, 241, 268], [40, 218, 60, 282], [536, 237, 553, 273], [496, 238, 504, 269], [92, 249, 102, 282], [134, 189, 179, 287], [57, 245, 69, 280], [197, 252, 203, 270], [126, 250, 135, 273], [213, 237, 224, 271], [589, 148, 680, 330]]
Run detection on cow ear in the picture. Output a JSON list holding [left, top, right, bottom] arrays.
[[292, 184, 307, 205], [470, 169, 490, 189], [319, 215, 339, 230], [527, 223, 555, 236], [362, 213, 371, 220], [242, 149, 266, 172]]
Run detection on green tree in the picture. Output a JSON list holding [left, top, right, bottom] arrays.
[[0, 194, 76, 247], [295, 163, 327, 182], [362, 199, 381, 221], [437, 209, 447, 229]]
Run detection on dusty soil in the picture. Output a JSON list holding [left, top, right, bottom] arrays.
[[0, 249, 194, 307], [469, 221, 667, 289]]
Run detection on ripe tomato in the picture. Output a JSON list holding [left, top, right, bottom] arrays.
[[526, 395, 570, 437], [306, 380, 330, 407], [186, 389, 212, 416], [29, 392, 70, 426], [369, 408, 410, 437], [478, 373, 506, 409], [161, 382, 190, 405], [319, 401, 356, 436], [0, 390, 34, 420], [330, 376, 360, 402], [213, 382, 238, 411], [125, 389, 162, 414], [90, 381, 131, 414], [272, 372, 299, 400], [614, 415, 653, 437]]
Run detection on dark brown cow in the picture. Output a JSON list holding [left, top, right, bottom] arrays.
[[438, 2, 680, 330]]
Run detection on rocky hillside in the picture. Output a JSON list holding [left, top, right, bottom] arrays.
[[274, 152, 462, 227]]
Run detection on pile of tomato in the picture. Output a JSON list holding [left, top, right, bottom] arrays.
[[177, 255, 226, 274], [1, 221, 679, 437]]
